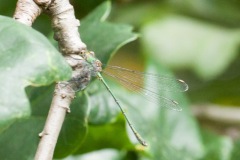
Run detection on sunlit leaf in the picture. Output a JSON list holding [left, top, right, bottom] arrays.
[[142, 15, 240, 79], [0, 16, 71, 128], [63, 149, 122, 160]]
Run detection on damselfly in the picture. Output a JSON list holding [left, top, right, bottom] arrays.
[[64, 50, 188, 146]]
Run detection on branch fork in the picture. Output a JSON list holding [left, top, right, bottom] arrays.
[[13, 0, 87, 159]]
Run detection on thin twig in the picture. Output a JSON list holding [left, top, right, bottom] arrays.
[[34, 83, 75, 160], [192, 104, 240, 140], [192, 104, 240, 124]]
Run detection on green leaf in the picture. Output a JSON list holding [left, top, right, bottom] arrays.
[[80, 1, 138, 64], [74, 118, 132, 154], [63, 149, 123, 160], [141, 15, 240, 79], [86, 80, 120, 124], [0, 16, 71, 128], [0, 118, 45, 159]]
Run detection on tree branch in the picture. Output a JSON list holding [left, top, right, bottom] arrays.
[[13, 0, 87, 159], [34, 0, 87, 159]]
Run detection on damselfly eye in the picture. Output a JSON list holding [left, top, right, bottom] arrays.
[[80, 50, 85, 55]]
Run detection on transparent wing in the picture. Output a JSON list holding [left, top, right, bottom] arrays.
[[102, 65, 188, 111], [103, 65, 188, 92]]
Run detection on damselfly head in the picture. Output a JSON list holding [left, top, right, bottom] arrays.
[[80, 50, 96, 60], [93, 59, 102, 72], [96, 59, 102, 67]]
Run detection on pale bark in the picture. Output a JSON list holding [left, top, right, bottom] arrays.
[[13, 0, 42, 26], [34, 83, 74, 160], [45, 0, 86, 54]]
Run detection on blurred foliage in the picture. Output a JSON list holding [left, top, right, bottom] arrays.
[[0, 0, 240, 160], [0, 16, 71, 129]]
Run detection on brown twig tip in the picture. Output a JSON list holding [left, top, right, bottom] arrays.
[[60, 105, 71, 113], [141, 141, 148, 147], [61, 94, 67, 98], [38, 131, 48, 137]]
